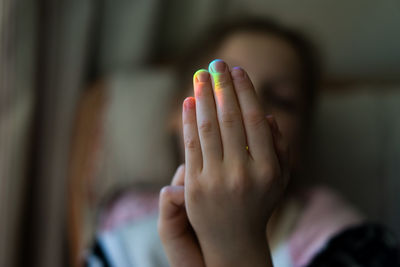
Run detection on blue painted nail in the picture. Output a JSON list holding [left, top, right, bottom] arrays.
[[209, 59, 226, 73]]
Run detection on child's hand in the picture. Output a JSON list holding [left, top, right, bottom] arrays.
[[158, 164, 205, 267], [183, 60, 290, 267]]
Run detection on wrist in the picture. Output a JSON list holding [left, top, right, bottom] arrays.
[[201, 237, 273, 267]]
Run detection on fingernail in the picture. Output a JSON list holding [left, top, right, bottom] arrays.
[[209, 59, 226, 73], [194, 69, 209, 83], [183, 97, 195, 110], [266, 115, 278, 132], [271, 117, 282, 137], [231, 67, 245, 80]]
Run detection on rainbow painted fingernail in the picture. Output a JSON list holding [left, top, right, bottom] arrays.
[[209, 59, 226, 74], [193, 69, 209, 83]]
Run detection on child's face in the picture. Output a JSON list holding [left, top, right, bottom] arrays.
[[216, 31, 305, 149], [173, 31, 306, 161]]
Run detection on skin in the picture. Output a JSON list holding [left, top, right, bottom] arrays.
[[170, 32, 305, 161], [217, 33, 305, 150], [159, 32, 306, 266], [158, 164, 205, 267], [159, 60, 291, 267]]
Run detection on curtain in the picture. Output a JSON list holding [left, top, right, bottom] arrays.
[[0, 0, 93, 266], [0, 0, 234, 265]]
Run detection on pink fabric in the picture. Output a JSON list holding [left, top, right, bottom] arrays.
[[288, 186, 364, 267], [98, 185, 363, 267], [99, 190, 159, 231]]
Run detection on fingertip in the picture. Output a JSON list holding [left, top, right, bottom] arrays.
[[193, 69, 210, 83], [178, 163, 185, 172], [159, 186, 170, 210], [231, 66, 245, 80], [265, 114, 274, 125], [183, 97, 196, 111], [265, 114, 281, 137], [159, 186, 184, 202], [175, 163, 185, 173], [172, 164, 186, 186], [159, 186, 184, 220], [160, 185, 171, 198], [208, 59, 226, 74]]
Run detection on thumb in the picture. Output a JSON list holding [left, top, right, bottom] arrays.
[[159, 185, 185, 220]]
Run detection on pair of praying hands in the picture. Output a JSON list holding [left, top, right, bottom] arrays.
[[158, 60, 290, 267]]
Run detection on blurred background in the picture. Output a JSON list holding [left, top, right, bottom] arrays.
[[1, 0, 399, 266]]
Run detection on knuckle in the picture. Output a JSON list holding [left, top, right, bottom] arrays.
[[183, 115, 195, 125], [157, 221, 165, 237], [231, 163, 247, 180], [184, 136, 198, 149], [182, 117, 190, 125], [230, 176, 249, 196], [244, 110, 265, 128], [159, 186, 172, 200], [220, 110, 241, 128], [235, 82, 251, 93], [157, 221, 170, 242], [187, 183, 202, 202], [198, 120, 213, 134], [204, 170, 220, 188], [214, 78, 231, 89], [229, 164, 250, 194], [258, 162, 280, 180]]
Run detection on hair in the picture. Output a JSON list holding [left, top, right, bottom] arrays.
[[172, 17, 321, 124]]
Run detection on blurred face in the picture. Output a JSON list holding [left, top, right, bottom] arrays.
[[172, 31, 306, 162]]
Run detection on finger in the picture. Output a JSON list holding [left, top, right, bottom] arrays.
[[231, 67, 276, 163], [193, 69, 223, 165], [159, 185, 185, 220], [266, 115, 281, 160], [208, 60, 247, 161], [171, 164, 185, 186], [183, 97, 202, 174], [266, 115, 291, 187]]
